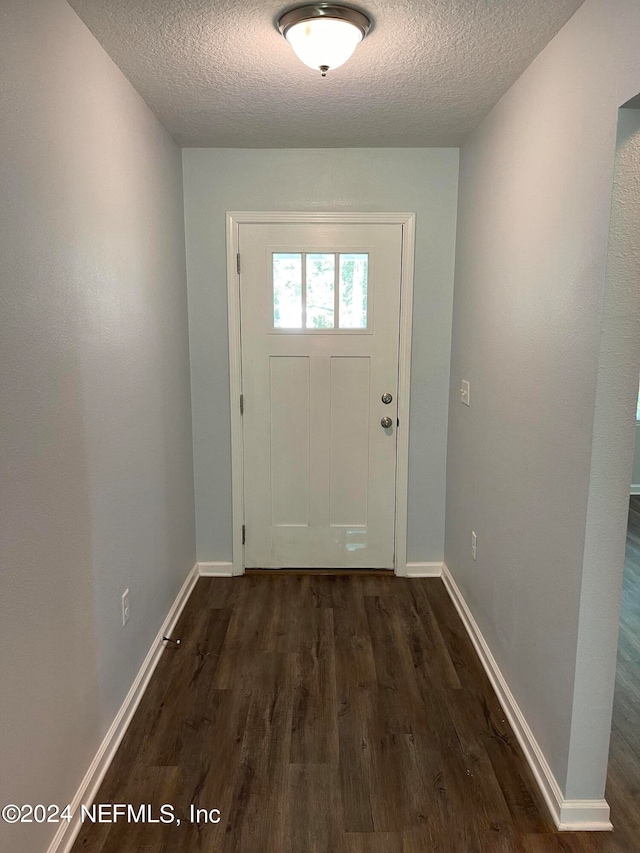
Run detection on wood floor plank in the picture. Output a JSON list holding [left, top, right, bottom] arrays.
[[366, 729, 411, 832], [221, 655, 295, 853], [307, 574, 334, 608], [290, 607, 339, 764], [436, 688, 515, 835], [416, 578, 489, 692], [404, 824, 527, 853], [603, 729, 640, 853], [340, 831, 403, 852], [397, 709, 511, 850], [395, 579, 462, 690], [206, 576, 242, 610], [178, 687, 252, 844], [395, 731, 447, 834], [417, 575, 557, 834], [445, 686, 551, 835], [286, 764, 343, 853], [265, 575, 312, 653], [521, 832, 617, 852], [144, 608, 234, 768], [72, 765, 163, 853], [71, 551, 639, 853], [364, 591, 430, 735], [336, 684, 376, 833], [332, 576, 378, 690]]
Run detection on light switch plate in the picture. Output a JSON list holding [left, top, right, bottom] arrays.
[[461, 379, 470, 406]]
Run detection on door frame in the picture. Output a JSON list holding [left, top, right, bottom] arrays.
[[226, 211, 416, 576]]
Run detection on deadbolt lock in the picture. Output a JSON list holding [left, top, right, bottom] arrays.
[[381, 393, 393, 404]]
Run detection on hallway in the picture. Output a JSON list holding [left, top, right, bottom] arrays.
[[72, 575, 635, 852], [603, 496, 640, 849]]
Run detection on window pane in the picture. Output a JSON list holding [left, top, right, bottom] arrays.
[[339, 254, 368, 329], [273, 253, 302, 328], [306, 253, 335, 329]]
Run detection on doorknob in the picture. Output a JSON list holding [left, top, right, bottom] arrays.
[[380, 416, 393, 429]]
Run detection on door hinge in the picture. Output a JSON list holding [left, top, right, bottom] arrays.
[[240, 394, 244, 415], [237, 253, 241, 275], [242, 524, 246, 545]]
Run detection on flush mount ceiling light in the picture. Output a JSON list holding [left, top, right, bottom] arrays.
[[277, 4, 371, 77]]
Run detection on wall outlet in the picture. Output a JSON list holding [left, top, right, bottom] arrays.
[[471, 531, 477, 561], [461, 379, 470, 406], [121, 589, 130, 627]]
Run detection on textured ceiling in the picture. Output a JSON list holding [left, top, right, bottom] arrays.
[[67, 0, 585, 147]]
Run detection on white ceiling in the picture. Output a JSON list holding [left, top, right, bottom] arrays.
[[68, 0, 585, 147]]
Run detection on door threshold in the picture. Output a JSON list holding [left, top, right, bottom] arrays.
[[244, 568, 395, 576]]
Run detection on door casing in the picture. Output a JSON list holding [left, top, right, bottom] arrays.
[[226, 211, 416, 576]]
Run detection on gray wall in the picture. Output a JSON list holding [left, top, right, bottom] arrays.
[[445, 0, 640, 802], [0, 1, 195, 850], [567, 106, 640, 798], [183, 148, 459, 565]]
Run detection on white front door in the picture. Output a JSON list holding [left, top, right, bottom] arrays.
[[239, 221, 403, 569]]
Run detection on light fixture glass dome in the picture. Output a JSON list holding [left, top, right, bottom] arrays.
[[278, 5, 371, 76], [286, 18, 362, 73]]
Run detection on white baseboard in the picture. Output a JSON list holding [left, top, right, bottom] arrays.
[[630, 485, 640, 495], [441, 563, 612, 833], [46, 563, 199, 853], [557, 800, 612, 831], [197, 561, 234, 577], [402, 561, 444, 578]]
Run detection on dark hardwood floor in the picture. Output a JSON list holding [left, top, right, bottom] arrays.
[[72, 562, 639, 852]]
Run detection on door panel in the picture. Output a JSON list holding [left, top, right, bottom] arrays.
[[270, 356, 310, 527], [329, 356, 370, 527], [240, 222, 402, 569]]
